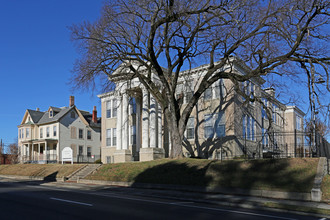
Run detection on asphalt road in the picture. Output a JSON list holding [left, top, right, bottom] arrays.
[[0, 178, 325, 220]]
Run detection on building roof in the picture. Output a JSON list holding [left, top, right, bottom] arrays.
[[23, 106, 100, 128], [27, 109, 44, 123]]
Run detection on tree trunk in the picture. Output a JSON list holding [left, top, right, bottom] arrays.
[[164, 108, 184, 158]]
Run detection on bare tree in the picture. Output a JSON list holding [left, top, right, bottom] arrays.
[[70, 0, 329, 158], [305, 118, 330, 138], [8, 143, 18, 164]]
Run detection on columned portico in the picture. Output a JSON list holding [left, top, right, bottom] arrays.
[[112, 84, 164, 163], [114, 85, 133, 163], [21, 139, 58, 164], [139, 89, 165, 161]]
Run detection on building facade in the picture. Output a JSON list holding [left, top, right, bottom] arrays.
[[98, 60, 305, 163], [18, 96, 101, 164]]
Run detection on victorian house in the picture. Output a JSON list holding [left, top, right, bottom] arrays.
[[18, 96, 101, 164]]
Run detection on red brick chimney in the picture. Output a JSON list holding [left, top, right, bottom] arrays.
[[70, 96, 75, 107], [92, 106, 97, 123]]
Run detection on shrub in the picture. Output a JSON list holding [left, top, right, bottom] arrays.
[[94, 159, 102, 164]]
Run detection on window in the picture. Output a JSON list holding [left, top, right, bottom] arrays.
[[204, 114, 214, 138], [87, 130, 92, 140], [49, 110, 53, 118], [204, 87, 212, 100], [214, 79, 224, 98], [26, 128, 30, 138], [251, 118, 255, 140], [241, 81, 255, 103], [87, 147, 91, 157], [112, 99, 117, 117], [296, 115, 302, 131], [106, 99, 117, 118], [250, 83, 254, 104], [113, 128, 117, 146], [40, 128, 43, 139], [106, 101, 111, 118], [70, 111, 75, 119], [131, 126, 136, 145], [21, 128, 24, 139], [53, 125, 57, 137], [297, 137, 302, 146], [186, 117, 194, 139], [46, 127, 50, 138], [129, 98, 137, 115], [71, 126, 77, 139], [106, 156, 111, 164], [215, 112, 225, 138], [242, 115, 255, 141], [106, 129, 111, 146], [79, 129, 83, 139], [78, 146, 83, 155], [204, 112, 226, 139], [273, 104, 278, 123]]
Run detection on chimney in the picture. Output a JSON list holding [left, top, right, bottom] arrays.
[[36, 108, 40, 111], [70, 96, 75, 107], [264, 88, 275, 98], [92, 106, 97, 123]]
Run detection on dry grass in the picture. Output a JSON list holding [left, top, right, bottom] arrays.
[[87, 158, 319, 193], [0, 164, 84, 178], [321, 174, 330, 204], [264, 202, 330, 215]]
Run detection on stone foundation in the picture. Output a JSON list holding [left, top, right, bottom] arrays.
[[139, 148, 165, 162], [114, 149, 132, 163]]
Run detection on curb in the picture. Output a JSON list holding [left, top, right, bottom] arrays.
[[311, 157, 328, 201], [78, 179, 312, 202], [0, 174, 63, 182]]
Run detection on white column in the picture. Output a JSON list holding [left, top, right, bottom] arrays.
[[116, 95, 122, 150], [122, 93, 129, 150], [142, 89, 149, 148], [27, 144, 30, 160], [149, 95, 157, 148], [157, 104, 162, 148], [56, 142, 59, 163], [45, 142, 48, 161], [136, 98, 141, 152], [38, 143, 40, 160]]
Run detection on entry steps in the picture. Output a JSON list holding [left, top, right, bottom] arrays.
[[67, 164, 101, 182]]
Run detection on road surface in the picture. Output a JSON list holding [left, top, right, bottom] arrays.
[[0, 178, 325, 220]]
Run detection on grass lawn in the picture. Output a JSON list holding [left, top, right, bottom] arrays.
[[322, 174, 330, 203], [0, 164, 84, 179], [87, 158, 319, 193]]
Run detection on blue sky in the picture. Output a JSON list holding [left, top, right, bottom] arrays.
[[0, 1, 328, 147], [0, 0, 104, 146]]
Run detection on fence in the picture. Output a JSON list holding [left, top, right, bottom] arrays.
[[75, 155, 101, 163], [211, 130, 330, 160], [316, 134, 330, 159]]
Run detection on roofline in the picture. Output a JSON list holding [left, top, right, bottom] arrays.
[[286, 106, 305, 116], [98, 91, 116, 99]]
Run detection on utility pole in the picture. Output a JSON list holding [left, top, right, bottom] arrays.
[[309, 59, 325, 157]]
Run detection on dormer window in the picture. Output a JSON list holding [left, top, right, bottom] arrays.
[[49, 110, 53, 118]]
